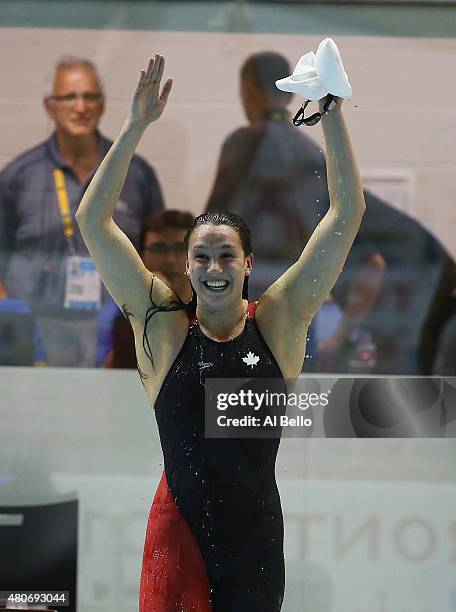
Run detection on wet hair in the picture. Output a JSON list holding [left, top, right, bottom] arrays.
[[240, 51, 292, 104], [140, 209, 194, 252], [131, 211, 253, 382], [184, 211, 252, 260]]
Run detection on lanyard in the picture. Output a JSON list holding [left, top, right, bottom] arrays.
[[53, 168, 76, 256], [262, 109, 291, 121]]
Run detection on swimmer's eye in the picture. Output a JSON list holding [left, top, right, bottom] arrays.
[[193, 251, 235, 261]]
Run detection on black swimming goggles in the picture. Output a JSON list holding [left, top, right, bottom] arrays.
[[293, 94, 336, 127]]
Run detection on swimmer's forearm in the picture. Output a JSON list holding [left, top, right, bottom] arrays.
[[320, 105, 366, 219], [76, 119, 146, 225]]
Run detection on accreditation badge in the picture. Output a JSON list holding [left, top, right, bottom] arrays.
[[64, 255, 101, 312]]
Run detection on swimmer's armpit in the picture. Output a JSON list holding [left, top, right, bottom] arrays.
[[121, 304, 135, 324], [121, 274, 159, 324], [120, 303, 149, 383], [137, 364, 148, 384]]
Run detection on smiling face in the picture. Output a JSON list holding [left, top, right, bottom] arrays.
[[186, 224, 253, 308], [44, 65, 104, 139]]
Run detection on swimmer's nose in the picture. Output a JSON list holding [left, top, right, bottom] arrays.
[[207, 258, 223, 274]]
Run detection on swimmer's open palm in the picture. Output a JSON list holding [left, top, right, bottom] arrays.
[[129, 55, 173, 127]]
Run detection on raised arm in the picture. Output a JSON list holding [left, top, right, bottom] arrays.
[[76, 55, 174, 322], [256, 98, 366, 377]]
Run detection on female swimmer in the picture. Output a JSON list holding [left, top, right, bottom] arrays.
[[76, 55, 365, 612]]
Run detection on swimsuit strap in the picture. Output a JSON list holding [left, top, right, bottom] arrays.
[[187, 309, 197, 325], [247, 301, 258, 320], [187, 301, 258, 325]]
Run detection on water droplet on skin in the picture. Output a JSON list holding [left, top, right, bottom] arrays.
[[313, 278, 317, 283], [335, 231, 342, 235]]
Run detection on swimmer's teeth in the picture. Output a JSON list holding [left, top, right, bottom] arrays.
[[206, 280, 228, 288]]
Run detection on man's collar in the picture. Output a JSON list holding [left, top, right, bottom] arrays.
[[260, 108, 291, 122], [46, 131, 111, 169], [46, 133, 65, 168]]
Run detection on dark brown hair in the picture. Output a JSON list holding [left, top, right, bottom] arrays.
[[140, 209, 194, 251]]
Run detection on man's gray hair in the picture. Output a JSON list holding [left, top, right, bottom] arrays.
[[44, 55, 104, 97]]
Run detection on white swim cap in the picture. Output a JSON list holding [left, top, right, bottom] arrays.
[[275, 38, 352, 101]]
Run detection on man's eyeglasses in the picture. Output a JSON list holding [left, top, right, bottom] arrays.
[[143, 242, 186, 255], [293, 94, 335, 127], [50, 92, 103, 107]]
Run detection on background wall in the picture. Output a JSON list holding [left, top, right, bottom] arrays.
[[0, 0, 455, 256]]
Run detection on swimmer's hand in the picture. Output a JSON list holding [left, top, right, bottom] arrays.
[[128, 54, 173, 128]]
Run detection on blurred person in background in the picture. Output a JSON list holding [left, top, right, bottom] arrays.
[[205, 51, 385, 369], [0, 55, 164, 367], [98, 209, 194, 368], [418, 254, 456, 375], [332, 199, 456, 374]]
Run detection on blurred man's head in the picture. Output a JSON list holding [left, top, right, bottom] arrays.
[[44, 56, 105, 140], [240, 52, 293, 123], [141, 210, 194, 301]]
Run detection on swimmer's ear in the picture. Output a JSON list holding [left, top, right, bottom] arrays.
[[245, 253, 254, 276]]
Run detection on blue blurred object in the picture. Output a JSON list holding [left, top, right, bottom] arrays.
[[0, 298, 47, 364]]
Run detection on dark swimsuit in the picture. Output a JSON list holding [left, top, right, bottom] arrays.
[[139, 302, 286, 611]]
